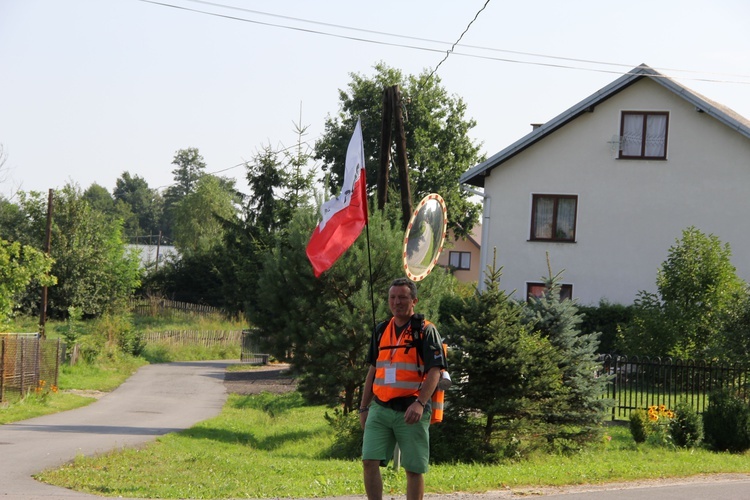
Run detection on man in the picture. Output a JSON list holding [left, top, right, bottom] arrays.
[[359, 277, 447, 500]]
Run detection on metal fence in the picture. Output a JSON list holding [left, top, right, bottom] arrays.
[[0, 334, 65, 403], [240, 329, 269, 365], [599, 354, 750, 419]]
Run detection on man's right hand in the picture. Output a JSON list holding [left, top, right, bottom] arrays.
[[359, 410, 369, 429]]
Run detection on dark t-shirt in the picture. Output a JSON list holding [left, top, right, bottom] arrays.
[[367, 317, 447, 371]]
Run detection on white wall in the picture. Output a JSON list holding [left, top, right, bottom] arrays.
[[483, 78, 750, 305]]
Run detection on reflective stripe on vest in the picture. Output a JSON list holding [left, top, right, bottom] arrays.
[[372, 317, 432, 402]]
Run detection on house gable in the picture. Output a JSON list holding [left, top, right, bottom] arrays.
[[461, 64, 750, 188], [464, 65, 750, 305]]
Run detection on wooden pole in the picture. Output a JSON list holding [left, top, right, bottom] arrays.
[[393, 85, 412, 230], [155, 230, 162, 272], [377, 87, 393, 211], [39, 189, 53, 338]]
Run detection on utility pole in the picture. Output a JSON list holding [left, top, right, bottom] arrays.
[[38, 189, 53, 338], [377, 84, 412, 230]]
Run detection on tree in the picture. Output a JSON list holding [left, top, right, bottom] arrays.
[[248, 205, 453, 411], [162, 148, 208, 240], [0, 239, 55, 324], [522, 268, 610, 445], [112, 172, 163, 242], [10, 184, 142, 317], [172, 175, 239, 258], [83, 183, 115, 215], [620, 227, 748, 360], [244, 146, 287, 233], [314, 62, 483, 237], [169, 147, 207, 198], [440, 255, 563, 458]]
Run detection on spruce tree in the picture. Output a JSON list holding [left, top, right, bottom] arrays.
[[522, 266, 611, 446], [442, 254, 563, 458]]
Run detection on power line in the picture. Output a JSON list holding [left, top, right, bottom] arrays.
[[423, 0, 492, 85], [135, 0, 750, 84]]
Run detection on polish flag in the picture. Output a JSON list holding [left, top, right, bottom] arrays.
[[306, 119, 368, 277]]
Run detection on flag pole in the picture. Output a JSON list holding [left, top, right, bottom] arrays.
[[365, 217, 377, 334]]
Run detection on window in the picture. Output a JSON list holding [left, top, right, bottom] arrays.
[[530, 194, 577, 242], [527, 282, 573, 301], [449, 251, 471, 270], [619, 111, 668, 159]]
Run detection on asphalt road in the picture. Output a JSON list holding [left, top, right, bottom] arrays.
[[0, 360, 231, 500], [0, 360, 748, 499]]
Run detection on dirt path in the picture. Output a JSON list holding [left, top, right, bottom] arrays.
[[223, 363, 297, 395]]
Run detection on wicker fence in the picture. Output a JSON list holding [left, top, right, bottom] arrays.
[[0, 334, 65, 404], [599, 354, 750, 419], [141, 330, 243, 347]]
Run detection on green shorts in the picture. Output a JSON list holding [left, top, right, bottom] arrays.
[[362, 402, 431, 474]]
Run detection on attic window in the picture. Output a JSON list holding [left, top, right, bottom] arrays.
[[619, 111, 668, 159]]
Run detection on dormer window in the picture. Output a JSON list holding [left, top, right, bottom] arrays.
[[619, 111, 668, 159]]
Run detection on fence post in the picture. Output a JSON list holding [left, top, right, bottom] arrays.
[[0, 337, 5, 403], [19, 337, 25, 397]]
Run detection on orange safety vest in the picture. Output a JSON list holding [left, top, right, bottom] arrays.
[[373, 317, 432, 402]]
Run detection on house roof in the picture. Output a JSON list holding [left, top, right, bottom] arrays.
[[460, 64, 750, 187]]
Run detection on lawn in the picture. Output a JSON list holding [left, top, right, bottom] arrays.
[[36, 391, 750, 499]]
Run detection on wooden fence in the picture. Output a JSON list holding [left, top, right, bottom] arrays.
[[141, 330, 243, 347], [599, 354, 750, 419], [0, 334, 64, 403], [129, 298, 223, 318]]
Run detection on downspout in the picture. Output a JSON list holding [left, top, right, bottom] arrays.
[[461, 184, 490, 293]]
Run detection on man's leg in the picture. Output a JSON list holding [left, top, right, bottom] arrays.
[[363, 459, 383, 500], [405, 470, 424, 500]]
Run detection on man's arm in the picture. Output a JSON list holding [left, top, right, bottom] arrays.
[[404, 366, 441, 424]]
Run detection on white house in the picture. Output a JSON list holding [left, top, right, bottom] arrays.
[[459, 64, 750, 305]]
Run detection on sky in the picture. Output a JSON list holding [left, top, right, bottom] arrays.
[[1, 0, 749, 199]]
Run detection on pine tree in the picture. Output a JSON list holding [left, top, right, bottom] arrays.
[[522, 264, 611, 446]]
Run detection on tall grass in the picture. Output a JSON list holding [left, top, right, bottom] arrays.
[[37, 392, 750, 499]]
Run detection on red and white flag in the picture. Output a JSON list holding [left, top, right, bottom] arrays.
[[306, 118, 368, 277]]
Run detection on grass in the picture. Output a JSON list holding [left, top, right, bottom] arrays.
[[36, 391, 750, 499], [5, 313, 749, 497], [0, 392, 94, 424]]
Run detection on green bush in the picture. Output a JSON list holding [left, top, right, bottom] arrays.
[[322, 407, 363, 460], [429, 411, 496, 464], [669, 401, 703, 448], [629, 409, 650, 443], [703, 388, 750, 452], [578, 300, 634, 354]]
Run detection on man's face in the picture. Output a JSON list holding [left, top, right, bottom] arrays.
[[388, 285, 417, 320]]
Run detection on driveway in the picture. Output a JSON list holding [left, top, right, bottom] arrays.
[[0, 360, 231, 499]]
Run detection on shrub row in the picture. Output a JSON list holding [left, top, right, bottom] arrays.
[[629, 388, 750, 452]]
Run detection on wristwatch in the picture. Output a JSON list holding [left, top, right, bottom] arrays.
[[358, 407, 370, 414]]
